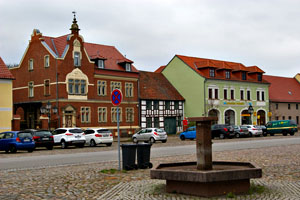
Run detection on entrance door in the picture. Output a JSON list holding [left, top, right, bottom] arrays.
[[225, 110, 235, 125], [65, 115, 73, 127], [164, 117, 176, 134], [257, 110, 266, 125]]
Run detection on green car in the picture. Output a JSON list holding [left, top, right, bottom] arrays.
[[265, 120, 298, 136]]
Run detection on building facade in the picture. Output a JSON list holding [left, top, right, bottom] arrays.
[[0, 57, 14, 131], [161, 55, 269, 125], [264, 75, 300, 126], [139, 71, 184, 134], [10, 16, 139, 135]]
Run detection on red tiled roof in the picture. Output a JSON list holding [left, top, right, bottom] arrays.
[[139, 71, 185, 101], [155, 65, 166, 73], [247, 66, 265, 73], [263, 75, 300, 102], [0, 57, 14, 79], [42, 34, 138, 72]]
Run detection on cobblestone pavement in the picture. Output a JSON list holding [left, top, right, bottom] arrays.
[[1, 135, 300, 199]]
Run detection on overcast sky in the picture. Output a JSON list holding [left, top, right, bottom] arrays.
[[0, 0, 299, 77]]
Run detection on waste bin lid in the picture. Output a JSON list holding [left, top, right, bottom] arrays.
[[121, 144, 137, 147], [137, 143, 152, 146]]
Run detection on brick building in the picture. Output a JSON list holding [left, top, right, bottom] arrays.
[[10, 15, 139, 135]]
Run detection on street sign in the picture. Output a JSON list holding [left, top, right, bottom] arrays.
[[111, 89, 122, 106]]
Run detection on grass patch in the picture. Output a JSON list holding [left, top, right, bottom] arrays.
[[148, 183, 165, 195], [99, 168, 127, 174], [226, 192, 236, 198], [248, 183, 265, 195]]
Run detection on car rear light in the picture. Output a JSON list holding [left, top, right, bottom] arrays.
[[110, 134, 113, 137], [16, 137, 21, 142], [252, 128, 257, 130], [65, 133, 73, 136], [154, 132, 158, 136], [95, 134, 102, 137], [33, 136, 40, 140], [82, 133, 85, 135], [223, 128, 228, 132], [240, 129, 242, 132], [50, 136, 54, 138]]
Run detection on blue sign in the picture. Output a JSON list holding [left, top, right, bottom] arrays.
[[111, 89, 122, 106]]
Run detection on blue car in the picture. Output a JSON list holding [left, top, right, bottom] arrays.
[[0, 131, 35, 153], [179, 126, 196, 140]]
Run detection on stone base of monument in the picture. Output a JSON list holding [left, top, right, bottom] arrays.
[[150, 161, 262, 197]]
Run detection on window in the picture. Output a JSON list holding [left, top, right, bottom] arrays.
[[282, 116, 285, 120], [28, 59, 33, 71], [209, 69, 215, 77], [242, 72, 247, 80], [296, 104, 299, 110], [44, 55, 50, 68], [97, 60, 104, 69], [111, 107, 122, 122], [288, 116, 292, 120], [165, 101, 170, 110], [154, 101, 159, 110], [247, 90, 251, 100], [44, 80, 50, 96], [74, 52, 81, 66], [262, 91, 265, 101], [208, 88, 213, 99], [98, 107, 107, 123], [125, 82, 133, 97], [225, 70, 230, 79], [276, 103, 278, 109], [224, 89, 228, 100], [240, 90, 244, 100], [110, 81, 121, 92], [146, 101, 152, 110], [97, 80, 107, 96], [214, 89, 218, 99], [257, 91, 260, 101], [174, 101, 179, 109], [68, 79, 86, 95], [275, 116, 279, 120], [126, 107, 134, 122], [230, 89, 234, 100], [81, 107, 90, 123], [125, 63, 131, 72], [154, 117, 159, 128], [288, 104, 291, 110], [28, 81, 34, 97], [258, 74, 262, 81], [146, 117, 152, 128], [297, 116, 299, 125]]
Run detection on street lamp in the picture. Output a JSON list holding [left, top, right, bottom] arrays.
[[40, 101, 57, 130], [248, 103, 254, 125]]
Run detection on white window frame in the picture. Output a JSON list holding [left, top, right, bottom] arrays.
[[111, 107, 122, 122], [28, 59, 34, 71], [125, 82, 133, 97], [28, 81, 34, 97], [125, 63, 131, 72], [111, 81, 122, 92], [97, 80, 107, 96], [44, 55, 50, 68], [98, 107, 107, 123], [126, 107, 134, 122], [74, 52, 81, 67], [98, 60, 104, 69], [81, 107, 91, 123]]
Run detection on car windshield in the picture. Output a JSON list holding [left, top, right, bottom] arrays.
[[155, 129, 164, 133], [35, 131, 52, 136], [97, 129, 111, 133], [69, 129, 83, 133], [18, 132, 32, 138], [240, 126, 248, 129]]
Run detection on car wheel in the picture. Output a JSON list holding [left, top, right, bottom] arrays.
[[180, 135, 185, 141], [290, 132, 295, 136], [270, 133, 274, 136], [9, 145, 17, 153], [162, 140, 167, 143], [28, 149, 33, 153], [106, 143, 112, 146], [150, 137, 156, 143], [61, 140, 67, 149], [235, 133, 240, 138], [46, 145, 53, 150], [249, 132, 253, 137], [282, 131, 288, 136], [5, 149, 9, 153], [132, 137, 138, 143], [219, 134, 225, 139], [263, 132, 267, 137], [90, 139, 96, 147]]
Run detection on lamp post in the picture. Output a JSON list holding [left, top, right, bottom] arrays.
[[248, 103, 254, 125], [40, 101, 57, 130]]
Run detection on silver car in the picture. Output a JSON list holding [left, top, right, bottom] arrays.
[[132, 128, 167, 143]]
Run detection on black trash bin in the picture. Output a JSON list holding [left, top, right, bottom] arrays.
[[137, 143, 153, 169], [121, 144, 137, 170]]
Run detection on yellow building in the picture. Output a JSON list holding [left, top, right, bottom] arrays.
[[0, 57, 14, 132]]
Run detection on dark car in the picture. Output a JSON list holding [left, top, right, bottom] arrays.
[[233, 125, 250, 138], [0, 131, 35, 153], [211, 124, 235, 139], [24, 129, 54, 150]]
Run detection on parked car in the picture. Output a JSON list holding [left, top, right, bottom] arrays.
[[233, 125, 250, 138], [132, 128, 167, 143], [0, 131, 35, 153], [211, 124, 235, 139], [84, 128, 113, 147], [179, 126, 196, 140], [246, 125, 263, 137], [23, 129, 54, 150], [256, 125, 267, 136], [52, 128, 86, 149], [265, 120, 298, 136]]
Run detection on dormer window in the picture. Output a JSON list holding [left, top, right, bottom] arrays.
[[225, 70, 230, 79], [125, 63, 131, 72], [74, 52, 81, 67], [257, 73, 262, 81], [242, 72, 247, 80], [209, 69, 215, 77], [97, 60, 104, 69]]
